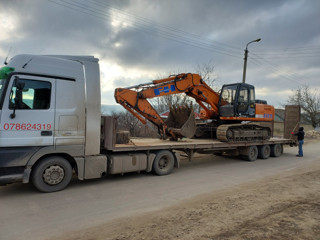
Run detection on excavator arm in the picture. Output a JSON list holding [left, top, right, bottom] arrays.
[[114, 73, 220, 139]]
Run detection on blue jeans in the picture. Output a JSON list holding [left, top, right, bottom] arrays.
[[298, 140, 304, 156]]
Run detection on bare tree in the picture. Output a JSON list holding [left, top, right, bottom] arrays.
[[112, 111, 140, 136], [194, 60, 219, 112], [194, 59, 219, 90], [151, 93, 190, 113], [152, 61, 218, 113], [287, 85, 320, 128], [112, 111, 158, 138]]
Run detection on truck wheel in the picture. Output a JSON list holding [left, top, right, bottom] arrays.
[[152, 150, 175, 176], [244, 145, 258, 161], [31, 156, 72, 193], [270, 144, 282, 157], [258, 145, 271, 159]]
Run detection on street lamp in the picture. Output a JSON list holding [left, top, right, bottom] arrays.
[[242, 38, 261, 83]]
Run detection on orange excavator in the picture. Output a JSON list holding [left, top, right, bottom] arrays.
[[114, 73, 274, 141]]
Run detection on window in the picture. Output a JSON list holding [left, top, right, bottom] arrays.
[[220, 85, 237, 105], [9, 79, 51, 110], [238, 86, 249, 103], [249, 88, 255, 105]]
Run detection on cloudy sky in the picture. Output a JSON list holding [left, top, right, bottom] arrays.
[[1, 0, 320, 108]]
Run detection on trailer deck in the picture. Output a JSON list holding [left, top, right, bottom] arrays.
[[110, 137, 295, 152]]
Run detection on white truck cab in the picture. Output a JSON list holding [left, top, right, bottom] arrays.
[[0, 55, 105, 192]]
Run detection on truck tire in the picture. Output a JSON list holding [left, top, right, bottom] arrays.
[[152, 150, 175, 176], [270, 144, 282, 157], [258, 145, 271, 159], [31, 156, 73, 193], [213, 151, 223, 156], [244, 145, 258, 161]]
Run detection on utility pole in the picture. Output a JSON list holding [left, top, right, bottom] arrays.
[[242, 38, 261, 83]]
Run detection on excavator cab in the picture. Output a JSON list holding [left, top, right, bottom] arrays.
[[218, 83, 255, 118]]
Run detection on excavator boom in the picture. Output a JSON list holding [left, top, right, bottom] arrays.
[[115, 73, 220, 139]]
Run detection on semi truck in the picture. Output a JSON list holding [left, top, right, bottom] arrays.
[[0, 55, 296, 192]]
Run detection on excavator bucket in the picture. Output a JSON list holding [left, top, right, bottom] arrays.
[[165, 104, 197, 139]]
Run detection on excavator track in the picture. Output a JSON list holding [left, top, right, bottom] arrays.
[[216, 123, 271, 142]]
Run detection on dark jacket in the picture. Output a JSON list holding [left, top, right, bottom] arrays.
[[294, 127, 305, 141]]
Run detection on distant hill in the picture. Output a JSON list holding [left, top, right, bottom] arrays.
[[101, 104, 124, 116]]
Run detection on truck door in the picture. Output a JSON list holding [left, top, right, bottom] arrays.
[[0, 75, 55, 147]]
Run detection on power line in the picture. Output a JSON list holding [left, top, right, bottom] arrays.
[[253, 45, 320, 59], [47, 0, 317, 86], [250, 51, 314, 82], [251, 49, 320, 58], [251, 53, 320, 59], [49, 0, 320, 62], [255, 45, 320, 51], [89, 0, 241, 51], [255, 51, 320, 55], [48, 0, 242, 58], [248, 57, 303, 85], [69, 0, 242, 56]]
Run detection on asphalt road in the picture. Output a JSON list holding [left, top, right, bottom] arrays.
[[1, 141, 319, 240]]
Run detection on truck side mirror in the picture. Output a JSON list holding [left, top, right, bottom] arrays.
[[16, 81, 25, 91], [10, 77, 25, 119]]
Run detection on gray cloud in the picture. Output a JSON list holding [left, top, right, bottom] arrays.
[[1, 0, 319, 107]]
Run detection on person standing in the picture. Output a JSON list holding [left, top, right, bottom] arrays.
[[292, 127, 305, 157]]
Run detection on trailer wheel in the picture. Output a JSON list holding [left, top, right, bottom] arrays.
[[152, 150, 175, 176], [258, 145, 271, 159], [244, 145, 258, 161], [270, 144, 282, 157], [31, 156, 72, 193], [213, 151, 223, 156]]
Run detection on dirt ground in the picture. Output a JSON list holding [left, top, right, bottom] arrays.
[[54, 156, 320, 240]]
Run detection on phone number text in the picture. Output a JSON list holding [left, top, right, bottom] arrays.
[[2, 123, 52, 131]]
